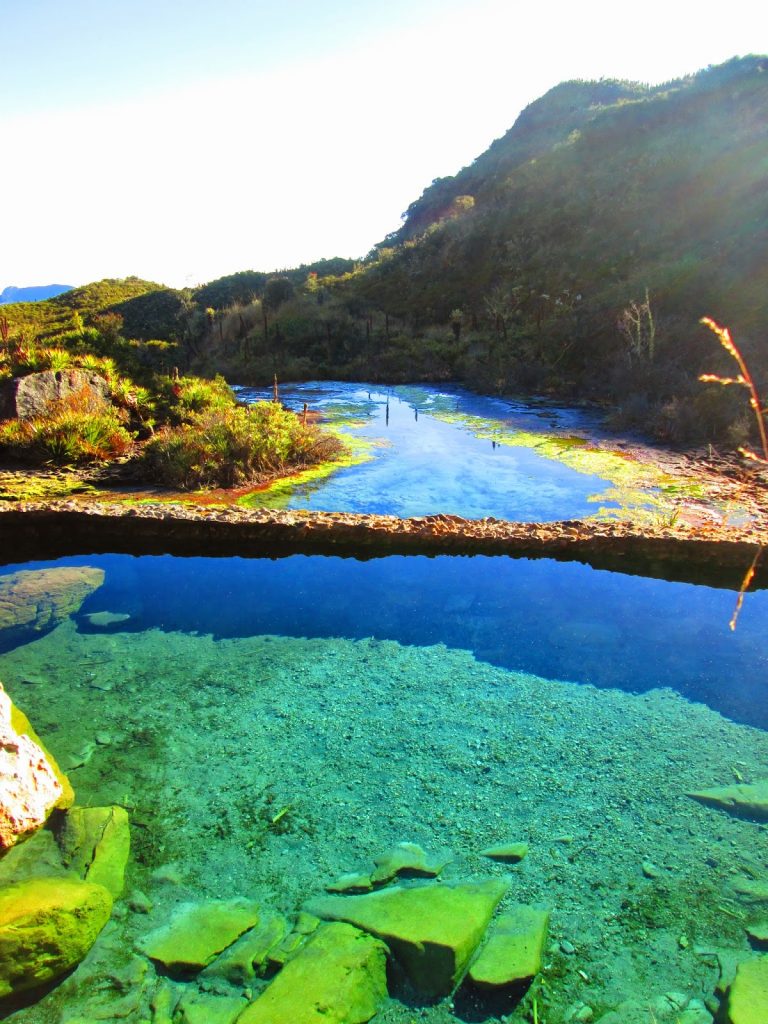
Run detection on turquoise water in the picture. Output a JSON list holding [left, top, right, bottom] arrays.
[[2, 552, 768, 1022], [233, 382, 630, 520]]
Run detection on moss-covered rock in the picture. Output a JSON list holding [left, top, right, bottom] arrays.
[[57, 805, 130, 897], [175, 989, 248, 1024], [308, 878, 509, 997], [466, 905, 550, 989], [0, 566, 104, 651], [688, 781, 768, 821], [0, 876, 112, 999], [236, 922, 387, 1024], [724, 955, 768, 1023], [138, 899, 260, 974]]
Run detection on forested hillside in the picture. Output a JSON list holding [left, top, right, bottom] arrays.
[[1, 56, 766, 448]]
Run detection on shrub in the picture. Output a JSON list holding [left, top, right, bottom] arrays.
[[0, 389, 134, 464], [140, 401, 345, 489]]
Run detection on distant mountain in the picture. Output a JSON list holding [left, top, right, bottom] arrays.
[[0, 284, 73, 304]]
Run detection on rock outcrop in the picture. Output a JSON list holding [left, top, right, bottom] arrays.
[[0, 683, 73, 850], [0, 369, 110, 420], [236, 922, 388, 1024], [0, 876, 112, 1000], [0, 565, 105, 650]]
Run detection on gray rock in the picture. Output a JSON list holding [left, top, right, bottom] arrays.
[[0, 368, 110, 420]]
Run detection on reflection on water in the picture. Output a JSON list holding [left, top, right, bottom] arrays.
[[233, 382, 649, 520], [2, 553, 767, 1023]]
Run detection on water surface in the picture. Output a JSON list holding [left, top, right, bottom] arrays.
[[234, 382, 654, 520], [2, 550, 766, 1022]]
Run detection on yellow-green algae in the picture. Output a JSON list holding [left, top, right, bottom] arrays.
[[422, 407, 710, 522]]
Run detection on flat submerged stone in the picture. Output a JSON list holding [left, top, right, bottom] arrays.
[[724, 955, 768, 1024], [370, 841, 451, 884], [688, 780, 768, 821], [467, 905, 550, 989], [236, 921, 387, 1024], [139, 898, 260, 974], [57, 805, 130, 897], [308, 878, 509, 997], [479, 842, 529, 864]]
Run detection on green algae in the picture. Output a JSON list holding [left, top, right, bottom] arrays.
[[0, 468, 102, 503]]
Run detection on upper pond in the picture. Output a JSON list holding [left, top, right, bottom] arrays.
[[233, 382, 674, 521]]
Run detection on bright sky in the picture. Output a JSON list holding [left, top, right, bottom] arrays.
[[2, 0, 765, 290]]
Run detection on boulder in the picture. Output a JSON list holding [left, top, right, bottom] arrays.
[[466, 905, 550, 989], [688, 781, 768, 821], [139, 899, 260, 975], [7, 687, 74, 807], [308, 878, 509, 997], [723, 955, 768, 1024], [0, 876, 112, 999], [0, 368, 111, 420], [57, 805, 130, 897], [236, 922, 387, 1024], [0, 683, 70, 850], [0, 566, 105, 651]]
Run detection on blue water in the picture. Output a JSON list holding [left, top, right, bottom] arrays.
[[233, 382, 622, 520], [4, 552, 766, 730]]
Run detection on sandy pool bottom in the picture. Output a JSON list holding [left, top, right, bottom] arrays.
[[1, 621, 767, 1023]]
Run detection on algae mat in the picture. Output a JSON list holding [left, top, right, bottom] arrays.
[[2, 621, 768, 1022]]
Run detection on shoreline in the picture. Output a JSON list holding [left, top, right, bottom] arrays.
[[1, 501, 765, 590]]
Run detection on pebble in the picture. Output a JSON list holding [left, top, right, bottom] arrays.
[[95, 732, 112, 745], [560, 939, 576, 955], [642, 860, 661, 878], [127, 890, 153, 914]]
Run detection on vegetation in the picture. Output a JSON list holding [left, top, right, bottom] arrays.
[[1, 57, 767, 457], [140, 400, 344, 489]]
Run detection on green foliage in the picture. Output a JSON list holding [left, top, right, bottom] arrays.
[[0, 390, 134, 465], [140, 401, 345, 489]]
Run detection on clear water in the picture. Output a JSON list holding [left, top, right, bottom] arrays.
[[2, 552, 768, 1023], [233, 382, 634, 520]]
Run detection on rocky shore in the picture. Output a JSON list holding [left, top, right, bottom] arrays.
[[0, 501, 766, 589]]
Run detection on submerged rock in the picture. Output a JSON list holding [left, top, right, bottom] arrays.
[[308, 878, 509, 997], [688, 780, 768, 821], [84, 611, 131, 627], [175, 988, 248, 1024], [236, 922, 387, 1024], [0, 683, 72, 850], [57, 805, 130, 897], [723, 955, 768, 1024], [203, 914, 288, 985], [0, 566, 105, 650], [327, 872, 374, 894], [369, 841, 452, 885], [467, 905, 550, 989], [0, 876, 112, 999], [139, 898, 260, 974], [479, 842, 529, 864]]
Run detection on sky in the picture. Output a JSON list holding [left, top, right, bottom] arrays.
[[2, 0, 766, 290]]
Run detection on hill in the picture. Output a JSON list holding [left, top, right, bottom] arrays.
[[1, 57, 767, 449], [0, 284, 73, 304]]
